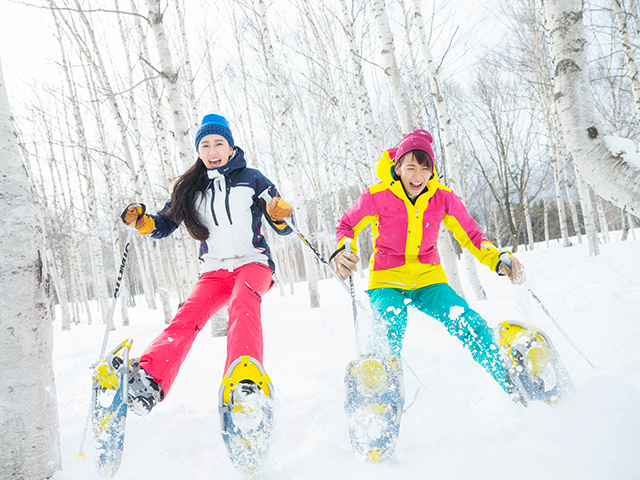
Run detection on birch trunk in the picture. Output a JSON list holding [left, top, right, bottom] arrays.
[[575, 167, 600, 255], [0, 57, 61, 479], [255, 0, 320, 308], [372, 0, 414, 133], [543, 179, 550, 247], [146, 0, 193, 171], [339, 0, 383, 179], [525, 202, 535, 249], [596, 197, 611, 243], [562, 155, 582, 242], [611, 0, 640, 135], [413, 0, 486, 299], [540, 0, 640, 217]]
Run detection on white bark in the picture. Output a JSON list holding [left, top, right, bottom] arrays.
[[540, 0, 640, 217], [146, 0, 193, 171], [0, 57, 61, 479], [372, 0, 414, 133], [611, 0, 640, 135], [525, 202, 535, 250], [255, 0, 320, 308], [338, 0, 382, 179], [413, 0, 485, 299], [575, 167, 600, 255], [562, 155, 583, 242]]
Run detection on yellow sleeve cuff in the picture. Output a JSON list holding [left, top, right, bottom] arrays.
[[137, 216, 155, 236]]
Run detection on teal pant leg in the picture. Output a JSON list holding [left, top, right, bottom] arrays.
[[367, 288, 408, 356], [409, 284, 509, 393]]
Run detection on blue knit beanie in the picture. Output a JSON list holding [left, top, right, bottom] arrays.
[[194, 113, 234, 149]]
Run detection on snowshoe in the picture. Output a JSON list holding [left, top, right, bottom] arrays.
[[496, 321, 572, 406], [344, 353, 404, 462], [90, 338, 133, 477], [218, 356, 274, 474], [127, 359, 163, 416]]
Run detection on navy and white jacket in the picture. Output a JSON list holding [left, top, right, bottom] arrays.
[[148, 148, 291, 275]]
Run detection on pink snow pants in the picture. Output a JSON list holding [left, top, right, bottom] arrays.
[[139, 263, 273, 398]]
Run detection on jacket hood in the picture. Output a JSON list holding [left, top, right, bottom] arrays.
[[201, 147, 246, 187], [375, 148, 441, 198]]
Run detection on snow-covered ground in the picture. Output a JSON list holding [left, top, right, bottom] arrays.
[[52, 233, 640, 479]]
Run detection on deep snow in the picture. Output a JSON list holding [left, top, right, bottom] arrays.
[[52, 232, 640, 480]]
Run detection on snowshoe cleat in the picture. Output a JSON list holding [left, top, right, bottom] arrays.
[[344, 353, 405, 462], [90, 338, 133, 477], [218, 356, 274, 474], [496, 321, 572, 406]]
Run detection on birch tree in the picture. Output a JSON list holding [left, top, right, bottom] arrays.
[[371, 0, 464, 296], [254, 0, 321, 308], [412, 0, 487, 300], [0, 57, 61, 480], [611, 0, 640, 135], [540, 0, 640, 218], [146, 0, 193, 171]]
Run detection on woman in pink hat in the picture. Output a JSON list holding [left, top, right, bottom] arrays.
[[332, 129, 525, 396]]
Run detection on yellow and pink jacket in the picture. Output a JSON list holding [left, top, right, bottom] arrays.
[[336, 148, 504, 291]]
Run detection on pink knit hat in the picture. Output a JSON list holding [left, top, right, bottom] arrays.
[[395, 129, 434, 163]]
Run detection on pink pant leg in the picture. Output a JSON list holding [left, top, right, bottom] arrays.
[[224, 263, 273, 373], [140, 270, 233, 396]]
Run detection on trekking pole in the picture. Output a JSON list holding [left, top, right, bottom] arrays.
[[99, 224, 136, 358], [258, 191, 367, 311], [344, 239, 361, 355], [77, 220, 137, 459], [502, 256, 597, 369], [527, 288, 597, 369]]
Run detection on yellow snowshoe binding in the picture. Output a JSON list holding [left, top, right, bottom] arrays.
[[92, 338, 133, 391], [496, 321, 569, 405], [218, 356, 274, 473], [345, 353, 404, 462]]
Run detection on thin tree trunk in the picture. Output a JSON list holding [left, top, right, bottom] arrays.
[[146, 0, 194, 170], [255, 0, 320, 308], [575, 167, 600, 255], [413, 0, 485, 299], [372, 0, 413, 133], [611, 0, 640, 136]]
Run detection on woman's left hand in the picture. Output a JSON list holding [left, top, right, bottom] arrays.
[[499, 255, 526, 285], [267, 197, 293, 222]]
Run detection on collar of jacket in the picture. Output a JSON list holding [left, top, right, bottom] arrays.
[[203, 147, 247, 185], [374, 149, 442, 203]]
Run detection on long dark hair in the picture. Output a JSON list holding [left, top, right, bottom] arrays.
[[165, 159, 209, 241]]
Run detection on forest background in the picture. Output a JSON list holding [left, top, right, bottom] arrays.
[[3, 0, 639, 328], [2, 0, 640, 478]]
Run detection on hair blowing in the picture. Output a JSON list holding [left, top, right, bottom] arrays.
[[165, 159, 210, 241]]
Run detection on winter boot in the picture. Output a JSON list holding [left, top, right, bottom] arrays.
[[127, 359, 163, 416]]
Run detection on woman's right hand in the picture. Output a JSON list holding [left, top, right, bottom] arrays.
[[334, 250, 360, 279], [121, 204, 155, 235]]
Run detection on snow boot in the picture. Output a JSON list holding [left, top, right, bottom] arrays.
[[496, 320, 572, 406], [344, 353, 405, 462], [127, 359, 163, 416]]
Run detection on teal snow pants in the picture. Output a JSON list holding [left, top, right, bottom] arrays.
[[367, 283, 509, 393]]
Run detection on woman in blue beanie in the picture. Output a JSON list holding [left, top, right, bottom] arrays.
[[120, 113, 294, 415]]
